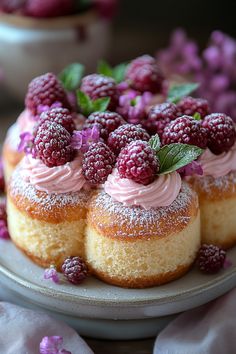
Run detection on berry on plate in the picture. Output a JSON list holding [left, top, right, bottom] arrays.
[[62, 256, 88, 285], [197, 244, 226, 274]]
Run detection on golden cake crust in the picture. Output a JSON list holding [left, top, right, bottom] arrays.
[[88, 263, 191, 288], [87, 182, 199, 241]]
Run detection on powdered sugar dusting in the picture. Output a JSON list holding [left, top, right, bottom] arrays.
[[10, 168, 90, 212], [194, 171, 236, 194], [90, 182, 197, 238]]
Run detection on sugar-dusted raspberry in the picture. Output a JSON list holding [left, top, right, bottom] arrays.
[[82, 142, 116, 185], [162, 115, 208, 148], [107, 124, 150, 155], [25, 0, 73, 17], [61, 256, 88, 285], [202, 113, 236, 155], [84, 111, 125, 140], [39, 107, 75, 134], [25, 73, 70, 116], [33, 121, 74, 167], [177, 96, 210, 118], [143, 102, 179, 136], [125, 55, 164, 93], [117, 140, 159, 185], [197, 244, 226, 274], [80, 74, 118, 110]]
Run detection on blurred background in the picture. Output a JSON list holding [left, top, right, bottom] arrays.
[[0, 0, 236, 141]]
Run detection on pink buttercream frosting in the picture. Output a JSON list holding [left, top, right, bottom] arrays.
[[199, 143, 236, 178], [20, 154, 87, 194], [104, 168, 182, 210]]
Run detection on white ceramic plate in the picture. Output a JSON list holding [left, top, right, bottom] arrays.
[[0, 240, 235, 339]]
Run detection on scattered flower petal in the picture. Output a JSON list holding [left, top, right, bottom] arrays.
[[71, 125, 100, 152], [223, 258, 233, 269], [0, 220, 10, 239], [44, 266, 59, 284], [37, 101, 63, 115], [18, 131, 34, 154], [178, 160, 203, 177], [39, 336, 71, 354]]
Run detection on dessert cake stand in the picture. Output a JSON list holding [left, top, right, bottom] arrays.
[[0, 240, 235, 340]]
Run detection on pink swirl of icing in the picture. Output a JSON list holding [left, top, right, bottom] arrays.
[[20, 154, 87, 194], [199, 143, 236, 178], [104, 169, 182, 210]]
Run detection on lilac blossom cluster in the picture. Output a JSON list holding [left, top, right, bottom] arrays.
[[156, 29, 236, 121]]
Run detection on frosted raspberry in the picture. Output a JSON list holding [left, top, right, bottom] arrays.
[[125, 55, 164, 93], [25, 0, 73, 17], [84, 111, 125, 140], [82, 142, 116, 185], [33, 121, 74, 167], [80, 74, 118, 110], [202, 113, 236, 155], [177, 96, 210, 118], [162, 115, 208, 148], [25, 73, 70, 116], [107, 124, 150, 155], [117, 140, 159, 185], [39, 108, 75, 134], [197, 244, 226, 274], [62, 257, 88, 285], [144, 102, 179, 136]]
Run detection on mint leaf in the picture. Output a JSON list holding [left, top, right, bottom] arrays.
[[59, 63, 85, 91], [149, 134, 161, 152], [193, 112, 202, 121], [97, 60, 113, 77], [113, 63, 127, 83], [97, 60, 127, 83], [77, 91, 93, 116], [167, 83, 200, 104], [92, 97, 110, 112], [77, 91, 110, 115], [157, 143, 203, 175]]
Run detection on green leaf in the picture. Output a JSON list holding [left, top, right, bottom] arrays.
[[97, 60, 113, 77], [92, 97, 110, 112], [167, 83, 200, 104], [149, 134, 161, 152], [157, 143, 203, 175], [193, 112, 202, 121], [59, 63, 85, 91], [77, 90, 93, 116], [113, 63, 128, 83]]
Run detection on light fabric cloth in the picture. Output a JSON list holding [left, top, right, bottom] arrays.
[[0, 302, 94, 354], [154, 287, 236, 354], [1, 288, 236, 353]]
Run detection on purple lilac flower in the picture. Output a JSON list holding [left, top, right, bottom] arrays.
[[178, 161, 203, 177], [39, 336, 71, 354], [0, 220, 10, 239], [117, 90, 153, 124], [18, 131, 34, 154], [37, 101, 63, 116], [71, 125, 100, 152], [44, 266, 59, 284], [156, 28, 202, 76]]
